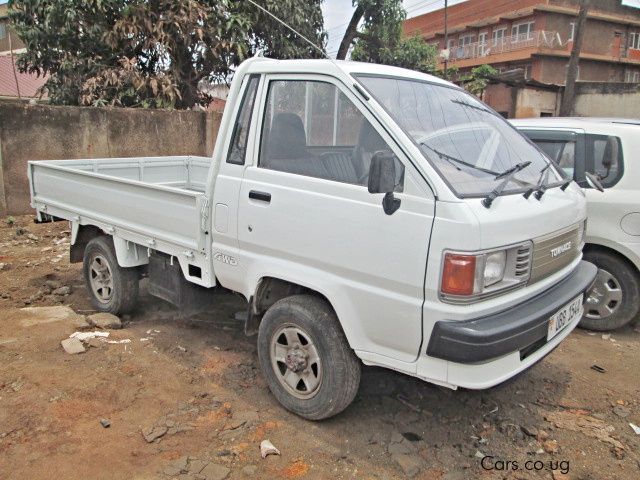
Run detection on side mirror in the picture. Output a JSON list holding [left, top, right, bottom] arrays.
[[600, 136, 618, 180], [585, 172, 605, 192], [368, 151, 397, 194], [368, 151, 401, 215]]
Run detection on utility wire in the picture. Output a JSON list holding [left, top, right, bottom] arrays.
[[245, 0, 329, 59]]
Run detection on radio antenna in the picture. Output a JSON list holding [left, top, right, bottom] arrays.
[[245, 0, 330, 59]]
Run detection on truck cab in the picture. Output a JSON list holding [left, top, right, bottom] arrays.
[[29, 59, 596, 419]]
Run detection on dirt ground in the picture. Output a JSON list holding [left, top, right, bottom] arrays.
[[0, 215, 639, 480]]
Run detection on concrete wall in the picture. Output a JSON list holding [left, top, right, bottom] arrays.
[[0, 101, 222, 215], [515, 87, 560, 117], [574, 82, 640, 118], [483, 81, 640, 119]]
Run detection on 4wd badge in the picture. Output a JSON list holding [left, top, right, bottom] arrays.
[[214, 252, 238, 266]]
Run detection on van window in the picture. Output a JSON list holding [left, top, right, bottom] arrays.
[[227, 75, 260, 165], [586, 134, 623, 188], [535, 139, 576, 178], [259, 80, 404, 190]]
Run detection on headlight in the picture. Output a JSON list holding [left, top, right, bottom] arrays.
[[440, 243, 531, 303], [484, 250, 506, 287]]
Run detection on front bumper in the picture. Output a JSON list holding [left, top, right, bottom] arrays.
[[427, 261, 597, 364]]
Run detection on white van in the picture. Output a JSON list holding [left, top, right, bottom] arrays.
[[513, 118, 640, 331]]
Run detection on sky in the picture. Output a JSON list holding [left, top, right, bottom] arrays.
[[322, 0, 468, 57]]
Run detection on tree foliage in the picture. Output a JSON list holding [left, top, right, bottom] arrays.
[[9, 0, 325, 108], [461, 64, 498, 98], [340, 0, 437, 74]]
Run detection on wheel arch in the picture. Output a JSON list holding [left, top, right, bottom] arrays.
[[245, 276, 343, 339], [584, 242, 640, 279], [70, 224, 105, 263]]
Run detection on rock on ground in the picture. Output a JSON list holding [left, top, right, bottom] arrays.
[[87, 313, 122, 329], [18, 306, 88, 329], [52, 286, 71, 296], [392, 453, 421, 477], [61, 337, 86, 354], [199, 463, 230, 480], [142, 425, 168, 443]]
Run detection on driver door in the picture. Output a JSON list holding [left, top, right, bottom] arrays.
[[236, 74, 435, 364]]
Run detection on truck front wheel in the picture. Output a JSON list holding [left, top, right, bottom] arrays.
[[257, 295, 361, 420], [82, 236, 139, 315], [580, 250, 639, 331]]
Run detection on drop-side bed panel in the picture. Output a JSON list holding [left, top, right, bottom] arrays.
[[28, 156, 215, 286]]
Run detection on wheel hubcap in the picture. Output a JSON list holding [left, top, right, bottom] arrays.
[[89, 254, 114, 304], [270, 325, 322, 399], [585, 268, 622, 320]]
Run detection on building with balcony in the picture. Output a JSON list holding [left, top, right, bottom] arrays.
[[403, 0, 640, 117]]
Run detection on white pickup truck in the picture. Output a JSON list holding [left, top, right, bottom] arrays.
[[29, 58, 596, 420]]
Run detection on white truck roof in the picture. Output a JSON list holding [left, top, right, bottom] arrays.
[[241, 57, 455, 87]]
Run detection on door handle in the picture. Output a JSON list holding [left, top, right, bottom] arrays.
[[249, 190, 271, 203]]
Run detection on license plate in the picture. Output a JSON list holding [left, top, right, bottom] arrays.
[[547, 294, 583, 341]]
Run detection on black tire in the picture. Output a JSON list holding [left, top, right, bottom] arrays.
[[82, 236, 139, 315], [257, 294, 361, 420], [580, 250, 639, 331]]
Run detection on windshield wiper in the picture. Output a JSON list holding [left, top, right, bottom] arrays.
[[451, 98, 498, 116], [420, 143, 499, 177], [524, 163, 551, 200], [482, 161, 532, 208]]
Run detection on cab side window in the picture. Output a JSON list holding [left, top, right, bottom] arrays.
[[258, 79, 404, 190], [227, 75, 260, 165]]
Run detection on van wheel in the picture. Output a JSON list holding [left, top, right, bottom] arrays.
[[83, 236, 139, 315], [257, 295, 361, 420], [580, 251, 639, 331]]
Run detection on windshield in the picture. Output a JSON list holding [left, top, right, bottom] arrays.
[[356, 75, 563, 197]]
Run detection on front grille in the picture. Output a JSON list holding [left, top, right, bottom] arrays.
[[515, 244, 532, 279], [530, 224, 581, 283]]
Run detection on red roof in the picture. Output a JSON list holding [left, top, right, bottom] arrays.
[[0, 54, 48, 98]]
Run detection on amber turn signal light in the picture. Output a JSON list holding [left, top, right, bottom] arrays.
[[441, 253, 477, 296]]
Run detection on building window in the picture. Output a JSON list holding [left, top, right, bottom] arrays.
[[512, 21, 535, 41], [447, 38, 456, 51], [569, 22, 575, 42], [625, 69, 640, 83], [630, 31, 640, 50], [492, 27, 507, 46], [458, 34, 475, 47], [478, 32, 488, 55], [0, 23, 6, 40]]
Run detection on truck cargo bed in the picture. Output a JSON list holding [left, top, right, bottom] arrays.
[[28, 156, 214, 285]]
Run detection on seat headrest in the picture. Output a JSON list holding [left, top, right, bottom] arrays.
[[267, 113, 308, 159]]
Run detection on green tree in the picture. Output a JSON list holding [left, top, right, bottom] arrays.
[[461, 64, 498, 99], [338, 0, 437, 74], [9, 0, 325, 108]]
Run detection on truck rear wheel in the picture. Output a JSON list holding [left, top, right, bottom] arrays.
[[257, 295, 361, 420], [83, 236, 139, 315], [580, 251, 639, 331]]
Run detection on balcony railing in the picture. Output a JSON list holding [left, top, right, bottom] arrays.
[[447, 30, 564, 63]]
